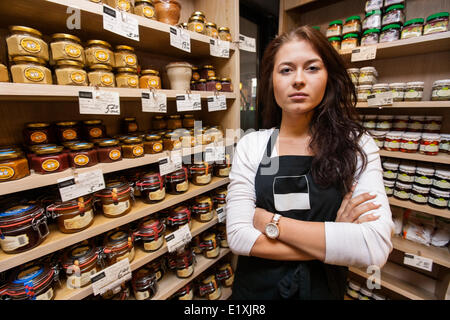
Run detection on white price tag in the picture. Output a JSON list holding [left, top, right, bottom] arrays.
[[176, 94, 201, 112], [57, 169, 106, 202], [158, 152, 181, 176], [142, 92, 167, 113], [170, 27, 191, 52], [216, 207, 226, 223], [404, 253, 433, 272], [165, 224, 192, 253], [79, 89, 120, 115], [102, 5, 139, 41], [239, 34, 256, 52], [90, 258, 132, 296], [204, 145, 216, 163], [351, 45, 377, 62], [207, 95, 227, 112], [171, 150, 182, 171], [210, 38, 230, 58], [367, 91, 393, 107], [214, 145, 225, 162]]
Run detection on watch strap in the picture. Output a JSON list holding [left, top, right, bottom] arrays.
[[272, 213, 281, 224]]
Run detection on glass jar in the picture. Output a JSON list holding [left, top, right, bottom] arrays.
[[428, 188, 449, 209], [95, 181, 133, 218], [200, 233, 220, 259], [0, 203, 48, 254], [213, 188, 227, 209], [55, 60, 88, 86], [214, 155, 231, 178], [361, 28, 380, 46], [6, 26, 49, 61], [139, 69, 161, 89], [370, 130, 387, 149], [363, 10, 382, 31], [188, 15, 206, 34], [152, 115, 167, 130], [133, 217, 165, 252], [407, 116, 425, 132], [382, 4, 405, 27], [372, 83, 389, 94], [144, 134, 164, 154], [216, 262, 234, 287], [178, 129, 195, 148], [122, 136, 144, 158], [166, 167, 189, 195], [384, 179, 395, 196], [69, 142, 98, 168], [384, 131, 402, 151], [31, 145, 69, 174], [97, 139, 122, 163], [131, 267, 158, 300], [196, 79, 207, 91], [82, 119, 106, 140], [358, 67, 377, 85], [389, 82, 406, 102], [191, 196, 214, 223], [404, 82, 424, 101], [382, 159, 399, 180], [431, 79, 450, 101], [167, 114, 182, 130], [357, 85, 372, 102], [56, 121, 80, 142], [363, 115, 377, 130], [115, 67, 139, 88], [424, 12, 449, 35], [347, 68, 360, 85], [328, 37, 341, 51], [218, 27, 232, 42], [380, 24, 401, 43], [104, 0, 133, 12], [343, 16, 362, 36], [173, 282, 194, 300], [136, 172, 166, 204], [205, 22, 219, 38], [392, 115, 409, 131], [147, 257, 165, 281], [0, 150, 30, 182], [134, 0, 156, 20], [123, 117, 139, 134], [415, 165, 435, 187], [201, 65, 216, 80], [397, 162, 416, 183], [114, 45, 138, 69], [46, 195, 95, 234], [433, 169, 450, 191], [401, 18, 424, 39], [207, 77, 222, 91], [424, 116, 442, 133], [10, 56, 52, 84], [400, 132, 421, 153], [439, 134, 450, 154], [393, 181, 412, 200], [409, 184, 430, 205], [169, 247, 194, 278], [50, 33, 84, 63], [216, 223, 228, 248], [0, 64, 9, 82], [103, 229, 135, 266], [182, 114, 195, 128], [365, 0, 382, 12], [221, 78, 233, 92], [341, 33, 359, 50], [189, 162, 212, 185], [85, 40, 113, 67], [198, 274, 221, 300], [191, 66, 201, 81], [163, 132, 182, 151], [88, 64, 115, 87], [327, 20, 343, 38], [358, 288, 373, 300], [166, 205, 191, 230], [347, 281, 361, 299], [419, 133, 441, 156]]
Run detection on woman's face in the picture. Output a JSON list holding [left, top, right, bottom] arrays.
[[272, 39, 328, 116]]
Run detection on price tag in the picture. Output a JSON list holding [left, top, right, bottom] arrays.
[[165, 224, 192, 253], [102, 5, 139, 41], [210, 38, 230, 58], [57, 169, 106, 202], [79, 89, 120, 115], [176, 94, 201, 112], [351, 45, 377, 62], [158, 152, 181, 176], [142, 92, 167, 113], [170, 26, 191, 52], [403, 253, 433, 272], [367, 91, 393, 107], [171, 149, 182, 171], [91, 258, 132, 296], [204, 145, 216, 163], [207, 95, 227, 112], [214, 145, 225, 162], [216, 207, 226, 223], [239, 34, 256, 52]]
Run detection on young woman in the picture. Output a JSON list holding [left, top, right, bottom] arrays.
[[226, 26, 394, 300]]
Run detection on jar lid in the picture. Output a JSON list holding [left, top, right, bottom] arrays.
[[373, 83, 389, 88], [385, 4, 405, 13], [135, 0, 153, 4], [26, 122, 51, 128], [191, 11, 206, 18], [0, 150, 22, 161], [206, 22, 217, 28], [56, 121, 78, 126], [383, 160, 399, 169], [386, 131, 403, 138], [383, 179, 395, 187], [89, 64, 112, 71], [430, 187, 450, 198], [9, 26, 42, 37], [198, 79, 207, 83], [402, 132, 422, 139], [141, 69, 159, 76], [435, 169, 450, 179], [363, 28, 381, 35], [345, 15, 361, 22], [406, 81, 425, 86], [51, 33, 81, 43], [98, 139, 120, 147], [412, 184, 430, 192], [35, 145, 64, 155], [183, 114, 194, 118], [189, 15, 205, 23], [369, 130, 387, 137], [115, 45, 134, 51], [364, 114, 377, 119], [63, 241, 97, 268], [359, 84, 373, 89], [348, 281, 361, 291], [208, 77, 219, 81], [394, 115, 409, 120], [395, 181, 412, 189], [409, 115, 425, 120], [432, 79, 450, 86], [328, 20, 343, 26], [343, 33, 359, 39], [116, 67, 137, 73], [221, 77, 232, 82], [381, 24, 401, 32], [86, 40, 112, 48], [366, 10, 382, 17], [347, 68, 360, 72], [422, 133, 441, 140], [416, 165, 435, 175], [218, 27, 230, 32], [56, 60, 84, 68], [328, 37, 341, 41], [425, 115, 443, 121], [12, 56, 46, 65], [399, 162, 416, 171], [124, 136, 143, 144], [426, 12, 449, 22], [203, 65, 214, 69], [360, 66, 377, 72], [145, 133, 162, 141], [404, 18, 424, 27], [440, 133, 450, 139], [69, 142, 94, 151], [389, 82, 406, 88], [83, 119, 102, 125], [359, 288, 372, 297]]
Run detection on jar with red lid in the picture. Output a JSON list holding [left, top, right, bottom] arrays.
[[103, 228, 135, 266], [199, 232, 220, 259], [189, 161, 212, 186], [206, 77, 222, 92], [198, 274, 221, 300], [136, 172, 166, 204], [131, 267, 158, 300], [95, 181, 134, 218], [191, 196, 214, 223], [46, 195, 95, 234], [97, 139, 122, 163], [168, 246, 195, 278], [166, 205, 191, 231], [82, 120, 106, 140], [31, 145, 69, 174], [133, 216, 166, 252], [420, 133, 441, 156], [0, 203, 49, 254], [56, 121, 80, 142], [166, 167, 189, 195], [69, 142, 98, 168], [384, 131, 402, 151], [24, 122, 52, 145], [400, 132, 421, 153], [216, 262, 234, 287], [424, 116, 442, 133], [62, 240, 104, 289]]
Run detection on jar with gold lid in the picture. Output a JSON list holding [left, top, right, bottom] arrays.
[[68, 142, 99, 168], [221, 78, 233, 92], [55, 60, 88, 86], [88, 64, 115, 87], [201, 65, 215, 80], [182, 114, 195, 128], [104, 0, 133, 12], [6, 26, 49, 61], [191, 66, 200, 81], [134, 0, 157, 20], [207, 77, 222, 91], [56, 121, 80, 142], [152, 115, 167, 130], [163, 132, 182, 151], [114, 67, 138, 88], [144, 134, 164, 154], [0, 150, 30, 182], [31, 145, 70, 174], [97, 139, 122, 163], [139, 69, 161, 89], [10, 56, 52, 84], [188, 15, 206, 34], [123, 117, 139, 134], [122, 136, 145, 158], [196, 79, 207, 91], [85, 40, 114, 67], [82, 119, 106, 140], [24, 122, 51, 145], [205, 22, 219, 38], [167, 114, 182, 130], [103, 228, 135, 266], [50, 33, 85, 63], [218, 27, 232, 42], [114, 45, 138, 69]]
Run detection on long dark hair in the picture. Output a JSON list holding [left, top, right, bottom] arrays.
[[258, 26, 367, 194]]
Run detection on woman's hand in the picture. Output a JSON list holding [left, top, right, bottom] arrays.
[[336, 183, 381, 223]]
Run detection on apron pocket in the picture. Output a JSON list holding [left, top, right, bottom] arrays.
[[273, 175, 311, 211]]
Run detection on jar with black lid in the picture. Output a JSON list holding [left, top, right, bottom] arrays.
[[83, 120, 106, 140], [189, 161, 212, 186], [132, 267, 158, 300], [165, 167, 189, 195], [136, 172, 166, 204], [103, 228, 135, 266], [166, 205, 191, 231], [191, 196, 214, 223], [133, 216, 166, 252], [409, 184, 430, 205], [393, 181, 412, 200], [433, 169, 450, 191], [415, 165, 435, 187]]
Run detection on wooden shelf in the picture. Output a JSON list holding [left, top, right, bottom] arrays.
[[357, 101, 450, 109], [389, 197, 450, 219], [0, 83, 238, 102], [0, 177, 229, 273], [379, 150, 450, 165], [53, 217, 222, 300]]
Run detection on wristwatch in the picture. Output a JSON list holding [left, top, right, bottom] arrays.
[[265, 214, 281, 239]]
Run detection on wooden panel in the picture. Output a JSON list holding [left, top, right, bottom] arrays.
[[389, 198, 450, 219]]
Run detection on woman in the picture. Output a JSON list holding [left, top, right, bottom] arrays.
[[226, 26, 394, 300]]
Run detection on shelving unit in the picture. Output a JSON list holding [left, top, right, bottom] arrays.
[[279, 0, 450, 300]]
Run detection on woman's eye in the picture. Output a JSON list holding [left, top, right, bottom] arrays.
[[307, 65, 320, 71], [280, 68, 292, 74]]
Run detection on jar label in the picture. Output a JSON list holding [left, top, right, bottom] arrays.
[[101, 74, 114, 86], [118, 0, 131, 11], [199, 210, 214, 222], [429, 196, 448, 207], [89, 127, 103, 138], [219, 167, 231, 177], [192, 72, 200, 81], [124, 55, 136, 67], [424, 21, 448, 35], [196, 173, 212, 185], [143, 6, 155, 18], [103, 199, 130, 216], [115, 247, 135, 264], [0, 234, 29, 252], [410, 194, 427, 203], [74, 154, 89, 166], [128, 123, 138, 132], [398, 174, 413, 183], [207, 70, 215, 78], [109, 149, 121, 161], [35, 287, 54, 300], [20, 38, 41, 53], [405, 90, 421, 99], [402, 27, 422, 39], [343, 24, 360, 35], [215, 82, 222, 91], [176, 180, 189, 192], [63, 209, 94, 230], [149, 188, 165, 201], [24, 67, 45, 82], [42, 159, 60, 172], [152, 143, 163, 153], [434, 180, 450, 189], [383, 171, 397, 180], [385, 186, 393, 195], [127, 77, 138, 87], [64, 44, 82, 58], [433, 88, 450, 98], [424, 122, 441, 131], [134, 289, 150, 300], [30, 131, 47, 143], [177, 265, 194, 278], [67, 267, 97, 289], [133, 146, 144, 157], [0, 166, 15, 180], [326, 26, 341, 38], [71, 71, 86, 85], [420, 144, 439, 153], [95, 50, 110, 63], [415, 176, 432, 185], [63, 129, 77, 140], [143, 237, 163, 251], [148, 79, 159, 87], [394, 190, 409, 199], [210, 29, 219, 38], [205, 246, 220, 258], [194, 23, 204, 33], [386, 141, 400, 149], [401, 141, 418, 150]]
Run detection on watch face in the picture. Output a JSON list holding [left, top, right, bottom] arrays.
[[265, 223, 279, 239]]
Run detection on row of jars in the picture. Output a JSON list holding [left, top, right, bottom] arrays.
[[190, 64, 233, 92], [382, 158, 450, 210], [346, 280, 387, 300], [348, 66, 378, 86], [362, 114, 444, 134], [179, 11, 233, 42]]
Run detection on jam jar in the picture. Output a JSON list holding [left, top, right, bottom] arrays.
[[6, 26, 49, 61], [165, 167, 189, 195], [328, 37, 341, 51], [10, 56, 52, 84], [369, 130, 387, 149], [188, 15, 206, 34], [341, 33, 359, 50], [384, 131, 402, 151], [382, 159, 399, 180], [147, 257, 166, 281], [50, 33, 85, 63], [440, 134, 450, 154], [365, 0, 382, 12], [191, 196, 214, 223], [375, 114, 393, 131], [163, 132, 182, 151], [216, 223, 228, 248], [393, 115, 409, 131], [361, 29, 380, 46], [55, 60, 88, 86], [424, 116, 442, 133], [104, 0, 133, 12], [88, 64, 115, 87], [4, 261, 58, 300], [400, 132, 421, 153], [410, 184, 430, 205], [177, 129, 195, 148], [46, 195, 95, 234], [139, 69, 161, 89], [424, 12, 449, 35], [431, 80, 450, 101], [182, 114, 195, 128], [144, 134, 164, 154], [389, 83, 406, 101], [166, 205, 191, 231], [206, 22, 219, 38], [384, 179, 395, 196], [326, 20, 343, 38], [115, 67, 139, 88], [380, 24, 401, 43], [216, 262, 234, 287], [0, 203, 48, 254], [69, 142, 98, 168], [136, 172, 166, 204], [152, 115, 167, 131], [167, 114, 182, 130], [82, 120, 106, 140], [133, 217, 166, 252], [433, 169, 450, 191], [191, 235, 202, 255], [0, 150, 30, 182], [214, 154, 231, 177], [95, 181, 134, 218], [85, 40, 114, 67], [62, 241, 103, 289], [200, 232, 220, 259], [134, 0, 157, 20], [358, 85, 372, 102], [213, 188, 227, 209], [415, 165, 435, 187], [419, 133, 441, 156], [207, 77, 222, 91], [114, 45, 138, 69], [358, 67, 377, 85], [173, 282, 194, 300], [393, 181, 412, 200], [343, 16, 362, 36], [56, 121, 80, 143], [103, 229, 135, 266], [363, 10, 382, 31], [401, 19, 424, 39], [347, 68, 360, 85], [201, 65, 216, 80], [428, 187, 449, 209], [123, 117, 139, 134], [397, 162, 416, 183], [221, 78, 233, 92], [196, 79, 207, 91], [218, 27, 232, 42], [170, 247, 195, 278], [122, 136, 145, 158], [198, 274, 221, 300], [191, 66, 201, 82], [132, 267, 158, 300], [404, 82, 425, 101], [32, 145, 70, 174], [97, 139, 122, 163], [189, 162, 212, 185], [407, 116, 425, 132], [382, 4, 405, 27]]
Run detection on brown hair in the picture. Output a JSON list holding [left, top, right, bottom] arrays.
[[258, 25, 367, 194]]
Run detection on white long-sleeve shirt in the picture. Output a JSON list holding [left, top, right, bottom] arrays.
[[226, 128, 394, 268]]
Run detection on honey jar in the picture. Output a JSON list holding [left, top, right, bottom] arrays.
[[88, 64, 115, 87], [97, 139, 122, 163], [136, 172, 166, 204], [167, 114, 183, 130], [69, 142, 99, 168], [133, 216, 166, 252], [85, 40, 114, 67], [114, 45, 138, 69], [134, 0, 157, 20], [55, 60, 88, 86], [31, 145, 70, 174], [218, 27, 232, 42], [206, 22, 219, 38], [104, 0, 133, 12], [144, 134, 164, 154], [163, 132, 182, 151], [115, 67, 139, 88], [50, 33, 85, 63], [10, 56, 52, 84], [139, 69, 161, 89], [103, 229, 135, 266], [132, 267, 158, 300], [122, 136, 145, 158], [123, 117, 139, 133], [95, 181, 134, 218], [6, 26, 49, 61], [0, 150, 30, 182], [187, 15, 206, 34]]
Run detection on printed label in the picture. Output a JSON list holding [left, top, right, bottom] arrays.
[[143, 237, 163, 251], [134, 289, 150, 300], [200, 210, 214, 222], [420, 144, 439, 153], [65, 44, 82, 58], [101, 74, 114, 86], [143, 7, 155, 18], [193, 72, 200, 80], [428, 196, 448, 208], [208, 70, 215, 78], [103, 200, 130, 216], [63, 209, 94, 230], [152, 143, 163, 153], [410, 194, 427, 204], [42, 159, 60, 172], [0, 166, 15, 180], [194, 23, 204, 33], [176, 180, 189, 192], [394, 190, 409, 200], [89, 128, 103, 138], [35, 287, 54, 300], [149, 188, 165, 201], [71, 71, 86, 85], [20, 38, 41, 53], [215, 82, 222, 91], [95, 49, 110, 63], [127, 77, 138, 87], [405, 90, 422, 99], [109, 149, 121, 160], [0, 234, 29, 251], [124, 55, 136, 66], [67, 267, 98, 289], [196, 173, 211, 184], [31, 131, 47, 143], [63, 129, 77, 140], [24, 67, 44, 82], [415, 176, 432, 185], [434, 180, 450, 189], [118, 0, 131, 11], [74, 154, 90, 166], [219, 167, 231, 177], [133, 146, 144, 157], [148, 79, 159, 87]]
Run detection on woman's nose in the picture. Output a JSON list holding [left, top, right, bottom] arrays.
[[293, 71, 305, 88]]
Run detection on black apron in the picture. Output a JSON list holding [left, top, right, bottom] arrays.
[[231, 129, 348, 300]]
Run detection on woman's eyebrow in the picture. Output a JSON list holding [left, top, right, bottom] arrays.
[[277, 58, 322, 67]]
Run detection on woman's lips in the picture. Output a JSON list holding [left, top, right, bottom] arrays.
[[289, 92, 308, 101]]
